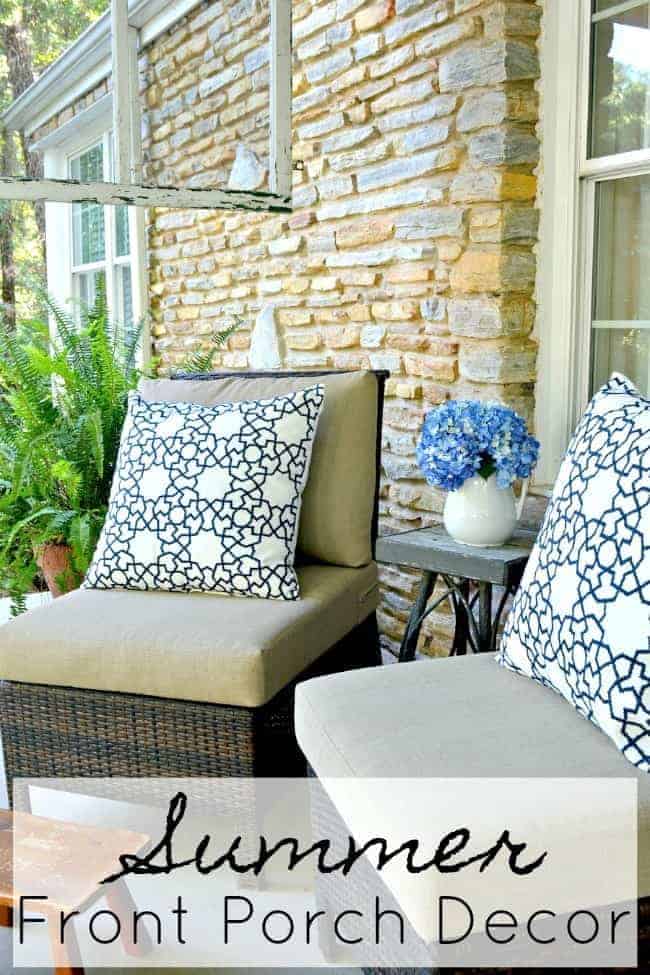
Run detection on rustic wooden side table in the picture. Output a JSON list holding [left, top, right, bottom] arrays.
[[376, 525, 537, 660], [0, 808, 150, 974]]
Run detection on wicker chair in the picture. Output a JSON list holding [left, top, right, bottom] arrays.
[[0, 369, 387, 800], [296, 654, 650, 972]]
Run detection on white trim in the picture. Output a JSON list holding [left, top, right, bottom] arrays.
[[1, 0, 293, 215], [574, 176, 596, 424], [43, 128, 148, 351], [591, 0, 647, 22], [0, 177, 291, 212], [577, 0, 593, 180], [534, 0, 584, 489], [270, 0, 292, 199], [70, 260, 106, 273], [111, 0, 131, 184], [139, 0, 202, 48], [128, 27, 143, 184], [44, 152, 71, 327], [130, 207, 150, 364], [535, 0, 650, 488], [29, 95, 113, 152], [580, 149, 650, 180], [593, 319, 650, 329], [2, 0, 203, 136]]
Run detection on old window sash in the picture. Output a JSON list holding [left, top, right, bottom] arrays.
[[0, 0, 292, 213]]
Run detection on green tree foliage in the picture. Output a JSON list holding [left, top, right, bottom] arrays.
[[0, 1, 108, 324], [1, 1, 108, 79]]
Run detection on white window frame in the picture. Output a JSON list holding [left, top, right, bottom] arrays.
[[68, 134, 134, 323], [42, 108, 148, 352], [536, 0, 650, 489], [0, 0, 292, 213]]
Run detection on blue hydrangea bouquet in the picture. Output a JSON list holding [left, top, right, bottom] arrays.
[[416, 400, 540, 547]]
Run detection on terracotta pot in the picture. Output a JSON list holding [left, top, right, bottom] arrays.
[[35, 543, 77, 598]]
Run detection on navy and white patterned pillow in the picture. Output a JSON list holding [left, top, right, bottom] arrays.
[[498, 375, 649, 772], [84, 386, 324, 600]]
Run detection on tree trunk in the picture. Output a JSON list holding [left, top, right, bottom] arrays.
[[0, 15, 46, 257], [0, 128, 16, 330]]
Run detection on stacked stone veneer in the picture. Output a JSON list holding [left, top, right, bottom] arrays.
[[35, 0, 544, 656]]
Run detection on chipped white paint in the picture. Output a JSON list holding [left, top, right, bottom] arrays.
[[111, 0, 131, 183], [0, 177, 291, 212], [0, 0, 293, 215], [270, 0, 292, 198], [249, 304, 282, 369]]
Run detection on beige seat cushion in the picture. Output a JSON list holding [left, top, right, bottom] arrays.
[[138, 371, 378, 568], [0, 564, 378, 708], [295, 654, 650, 898]]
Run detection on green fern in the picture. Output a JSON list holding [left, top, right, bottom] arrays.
[[0, 296, 146, 613], [176, 320, 241, 375]]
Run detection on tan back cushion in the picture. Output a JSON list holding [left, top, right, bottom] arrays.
[[137, 371, 379, 567]]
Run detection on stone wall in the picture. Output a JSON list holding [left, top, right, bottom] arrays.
[[35, 0, 544, 657], [144, 0, 542, 655]]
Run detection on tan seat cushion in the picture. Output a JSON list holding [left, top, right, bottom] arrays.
[[295, 654, 650, 899], [0, 564, 378, 708], [138, 371, 378, 568]]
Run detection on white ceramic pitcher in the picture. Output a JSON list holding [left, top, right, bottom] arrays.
[[443, 474, 529, 547]]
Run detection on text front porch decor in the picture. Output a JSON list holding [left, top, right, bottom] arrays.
[[416, 401, 539, 547], [84, 386, 323, 600]]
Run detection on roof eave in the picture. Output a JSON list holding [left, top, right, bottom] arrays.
[[2, 0, 202, 136]]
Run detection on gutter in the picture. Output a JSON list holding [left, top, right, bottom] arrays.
[[2, 0, 203, 136]]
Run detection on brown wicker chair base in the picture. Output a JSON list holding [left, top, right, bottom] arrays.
[[308, 766, 649, 975], [0, 613, 380, 806]]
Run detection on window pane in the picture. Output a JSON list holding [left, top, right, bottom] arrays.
[[590, 2, 650, 158], [71, 143, 105, 265], [115, 264, 134, 326], [74, 269, 106, 313], [592, 328, 649, 392], [591, 175, 650, 394], [593, 175, 650, 320], [72, 202, 105, 265], [70, 144, 103, 182], [115, 207, 130, 257]]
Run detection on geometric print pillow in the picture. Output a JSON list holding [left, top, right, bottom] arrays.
[[498, 374, 649, 772], [84, 385, 323, 600]]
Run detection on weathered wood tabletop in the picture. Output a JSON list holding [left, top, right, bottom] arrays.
[[376, 524, 537, 658], [377, 524, 537, 586]]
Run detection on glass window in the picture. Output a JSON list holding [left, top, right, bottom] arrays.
[[77, 269, 107, 310], [115, 264, 133, 327], [115, 207, 130, 258], [591, 174, 650, 392], [590, 1, 650, 158], [69, 137, 134, 327], [71, 144, 105, 266]]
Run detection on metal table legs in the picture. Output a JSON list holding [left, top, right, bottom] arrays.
[[398, 574, 503, 661], [398, 570, 437, 662]]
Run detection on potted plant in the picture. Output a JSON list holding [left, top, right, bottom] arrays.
[[0, 297, 238, 613], [416, 400, 540, 547], [0, 298, 143, 609]]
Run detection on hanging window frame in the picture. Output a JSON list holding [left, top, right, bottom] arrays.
[[0, 0, 292, 213]]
